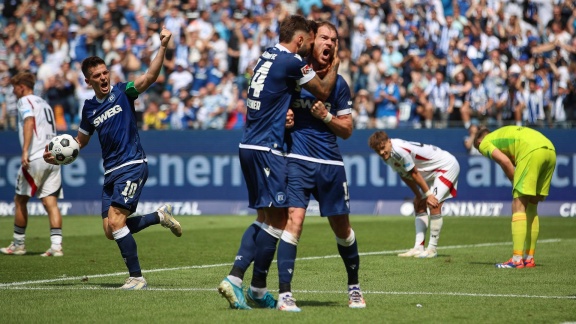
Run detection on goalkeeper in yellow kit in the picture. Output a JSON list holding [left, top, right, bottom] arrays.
[[474, 126, 556, 268]]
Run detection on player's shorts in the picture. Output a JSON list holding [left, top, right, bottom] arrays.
[[15, 158, 62, 199], [101, 162, 148, 218], [426, 155, 460, 203], [287, 158, 350, 216], [513, 147, 556, 199], [239, 148, 288, 209]]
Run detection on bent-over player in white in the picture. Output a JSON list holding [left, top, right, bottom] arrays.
[[369, 131, 460, 258]]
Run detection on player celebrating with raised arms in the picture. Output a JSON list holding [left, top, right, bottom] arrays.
[[474, 126, 556, 268], [368, 131, 460, 258], [218, 15, 340, 310], [44, 27, 182, 290]]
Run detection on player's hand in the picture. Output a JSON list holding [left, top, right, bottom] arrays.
[[159, 26, 172, 48], [43, 144, 58, 165], [426, 195, 439, 209], [21, 151, 30, 169], [330, 40, 340, 71], [413, 196, 427, 213], [285, 108, 295, 129], [310, 100, 328, 120]]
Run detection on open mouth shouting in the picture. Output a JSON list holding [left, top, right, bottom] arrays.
[[99, 80, 110, 94], [318, 47, 332, 64]]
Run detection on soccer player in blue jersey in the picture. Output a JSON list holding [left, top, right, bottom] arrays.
[[275, 21, 365, 311], [217, 15, 340, 310], [44, 27, 182, 290]]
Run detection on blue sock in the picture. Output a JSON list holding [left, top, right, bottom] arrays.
[[251, 229, 280, 289], [338, 240, 360, 285], [277, 239, 297, 293], [114, 227, 142, 277], [229, 223, 261, 279], [126, 212, 160, 234]]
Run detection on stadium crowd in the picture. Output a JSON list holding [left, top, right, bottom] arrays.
[[0, 0, 575, 131]]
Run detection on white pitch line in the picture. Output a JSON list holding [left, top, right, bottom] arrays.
[[0, 238, 565, 289], [2, 286, 575, 300]]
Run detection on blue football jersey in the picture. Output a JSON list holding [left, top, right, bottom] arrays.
[[79, 82, 146, 173], [240, 44, 315, 151], [288, 75, 352, 162]]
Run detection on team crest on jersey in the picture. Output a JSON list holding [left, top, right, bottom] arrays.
[[108, 93, 115, 102], [301, 64, 311, 75], [275, 192, 286, 204]]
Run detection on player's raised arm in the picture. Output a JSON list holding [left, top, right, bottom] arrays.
[[134, 26, 172, 93]]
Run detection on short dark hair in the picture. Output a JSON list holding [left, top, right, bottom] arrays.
[[279, 15, 312, 43], [81, 56, 106, 78], [473, 126, 491, 150], [10, 72, 35, 90], [368, 131, 390, 151]]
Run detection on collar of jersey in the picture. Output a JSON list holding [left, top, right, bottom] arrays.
[[275, 44, 290, 53], [95, 85, 114, 103]]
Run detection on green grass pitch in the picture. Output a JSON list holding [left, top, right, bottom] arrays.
[[0, 215, 575, 323]]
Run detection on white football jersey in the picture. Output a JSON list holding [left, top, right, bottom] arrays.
[[385, 138, 457, 182], [17, 95, 57, 161]]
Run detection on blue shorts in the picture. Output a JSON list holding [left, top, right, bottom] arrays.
[[239, 148, 288, 209], [101, 162, 148, 218], [287, 158, 350, 216]]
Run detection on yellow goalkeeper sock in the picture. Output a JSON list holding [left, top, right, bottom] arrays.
[[511, 212, 527, 257], [525, 204, 539, 257]]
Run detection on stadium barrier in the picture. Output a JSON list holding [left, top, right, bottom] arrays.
[[0, 129, 574, 216]]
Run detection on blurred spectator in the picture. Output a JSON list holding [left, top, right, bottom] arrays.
[[461, 73, 493, 128], [166, 97, 187, 130], [520, 77, 546, 127], [448, 67, 472, 127], [373, 71, 400, 129], [352, 89, 374, 129], [424, 71, 451, 128], [168, 59, 193, 96], [225, 96, 247, 130], [463, 123, 482, 155], [552, 80, 576, 128], [495, 66, 523, 126], [0, 72, 17, 130], [142, 101, 168, 131], [198, 82, 227, 129]]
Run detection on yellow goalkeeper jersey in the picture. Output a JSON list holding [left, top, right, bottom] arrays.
[[478, 126, 555, 165]]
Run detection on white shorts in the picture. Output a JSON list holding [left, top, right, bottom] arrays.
[[424, 156, 460, 203], [15, 159, 63, 199]]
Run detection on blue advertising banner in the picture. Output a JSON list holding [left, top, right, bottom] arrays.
[[0, 129, 574, 216]]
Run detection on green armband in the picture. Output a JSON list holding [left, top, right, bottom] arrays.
[[125, 81, 140, 98]]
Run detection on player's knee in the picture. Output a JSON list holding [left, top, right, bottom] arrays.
[[336, 228, 355, 247], [104, 231, 114, 240]]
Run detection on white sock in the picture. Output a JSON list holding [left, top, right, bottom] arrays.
[[279, 292, 292, 300], [226, 275, 242, 287], [414, 213, 428, 250], [14, 233, 25, 246], [428, 215, 443, 249], [250, 286, 268, 299], [50, 228, 62, 250]]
